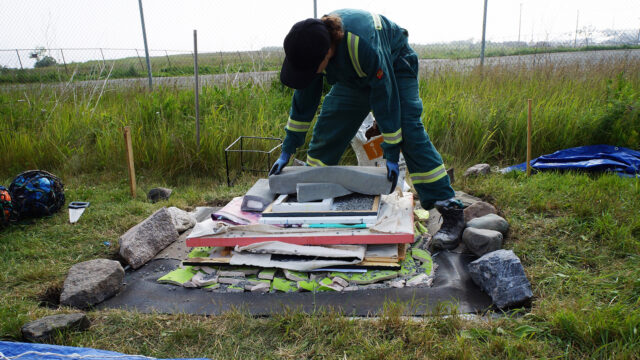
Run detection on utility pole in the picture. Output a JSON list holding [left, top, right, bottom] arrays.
[[574, 10, 579, 47], [138, 0, 152, 90], [518, 3, 522, 44], [313, 0, 317, 18], [480, 0, 488, 66]]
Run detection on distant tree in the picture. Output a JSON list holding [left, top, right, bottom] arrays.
[[31, 47, 57, 68]]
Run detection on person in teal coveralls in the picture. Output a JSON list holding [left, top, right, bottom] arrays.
[[270, 9, 464, 249]]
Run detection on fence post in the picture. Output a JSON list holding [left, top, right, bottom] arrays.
[[480, 0, 488, 67], [194, 30, 200, 153], [313, 0, 317, 18], [527, 99, 532, 177], [165, 50, 173, 69], [123, 126, 137, 198], [219, 51, 224, 71], [15, 49, 23, 70], [134, 49, 145, 71], [60, 49, 69, 76], [138, 0, 153, 90]]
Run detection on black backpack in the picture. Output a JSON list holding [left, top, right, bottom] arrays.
[[0, 185, 13, 228], [9, 170, 65, 219]]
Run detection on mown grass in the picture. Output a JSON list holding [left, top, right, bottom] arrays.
[[2, 55, 638, 181], [0, 171, 638, 359]]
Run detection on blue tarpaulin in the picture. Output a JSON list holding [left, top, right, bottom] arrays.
[[0, 341, 209, 360], [501, 145, 640, 178]]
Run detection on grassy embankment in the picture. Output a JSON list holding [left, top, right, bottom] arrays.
[[0, 56, 639, 358], [1, 44, 638, 84]]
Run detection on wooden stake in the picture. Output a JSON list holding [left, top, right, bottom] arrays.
[[123, 126, 137, 198], [527, 99, 532, 177]]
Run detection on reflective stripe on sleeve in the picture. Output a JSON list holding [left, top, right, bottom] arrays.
[[347, 33, 367, 78], [306, 155, 328, 167], [410, 165, 448, 184], [371, 12, 382, 30], [285, 117, 311, 132], [382, 129, 402, 145]]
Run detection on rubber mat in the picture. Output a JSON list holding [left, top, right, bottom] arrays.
[[98, 251, 492, 316]]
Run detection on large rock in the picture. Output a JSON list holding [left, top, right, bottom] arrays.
[[147, 187, 172, 203], [466, 213, 509, 234], [119, 207, 179, 269], [454, 191, 482, 207], [464, 201, 497, 223], [60, 259, 124, 308], [462, 227, 503, 257], [167, 207, 196, 233], [464, 163, 491, 177], [468, 249, 533, 309], [22, 313, 90, 342]]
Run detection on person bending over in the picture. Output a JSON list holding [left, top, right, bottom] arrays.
[[270, 9, 464, 249]]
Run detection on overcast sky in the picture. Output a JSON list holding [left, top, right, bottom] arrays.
[[1, 0, 639, 66]]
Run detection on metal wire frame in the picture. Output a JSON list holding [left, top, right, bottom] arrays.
[[224, 136, 282, 187]]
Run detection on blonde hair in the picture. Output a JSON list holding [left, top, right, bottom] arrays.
[[321, 14, 344, 47]]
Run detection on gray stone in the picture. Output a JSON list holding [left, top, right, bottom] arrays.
[[468, 249, 533, 309], [467, 213, 510, 234], [241, 179, 277, 212], [167, 207, 196, 233], [462, 228, 503, 257], [21, 313, 90, 342], [464, 163, 491, 177], [119, 208, 179, 269], [189, 207, 219, 223], [269, 166, 392, 195], [454, 191, 482, 207], [464, 201, 497, 223], [296, 183, 353, 202], [147, 187, 172, 203], [60, 259, 124, 308]]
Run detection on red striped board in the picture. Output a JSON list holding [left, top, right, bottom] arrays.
[[186, 230, 413, 247], [186, 192, 414, 247]]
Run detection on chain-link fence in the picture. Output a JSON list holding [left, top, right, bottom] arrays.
[[1, 0, 639, 85]]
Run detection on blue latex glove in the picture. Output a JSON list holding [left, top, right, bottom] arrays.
[[386, 160, 399, 192], [269, 151, 291, 176]]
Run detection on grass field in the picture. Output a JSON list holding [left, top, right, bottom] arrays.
[[0, 172, 638, 358], [1, 55, 638, 179], [2, 44, 639, 84], [0, 54, 639, 358]]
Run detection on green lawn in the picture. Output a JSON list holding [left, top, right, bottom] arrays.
[[1, 50, 639, 359], [0, 171, 638, 359]]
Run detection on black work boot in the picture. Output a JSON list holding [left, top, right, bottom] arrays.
[[432, 198, 465, 250]]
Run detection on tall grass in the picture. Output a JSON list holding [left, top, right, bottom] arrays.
[[1, 56, 638, 180]]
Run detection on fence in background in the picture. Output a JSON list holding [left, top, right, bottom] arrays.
[[1, 0, 639, 85]]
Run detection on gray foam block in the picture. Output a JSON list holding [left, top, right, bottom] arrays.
[[241, 179, 277, 212], [269, 166, 392, 195], [296, 183, 353, 202]]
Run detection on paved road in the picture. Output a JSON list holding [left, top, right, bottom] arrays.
[[3, 49, 639, 91]]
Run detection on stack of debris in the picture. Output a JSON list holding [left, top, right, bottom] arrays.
[[158, 166, 435, 293]]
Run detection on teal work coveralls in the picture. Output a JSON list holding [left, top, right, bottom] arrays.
[[281, 9, 454, 209]]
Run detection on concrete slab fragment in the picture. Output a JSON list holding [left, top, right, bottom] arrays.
[[269, 166, 392, 195], [296, 183, 353, 202]]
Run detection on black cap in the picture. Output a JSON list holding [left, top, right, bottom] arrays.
[[280, 18, 331, 89]]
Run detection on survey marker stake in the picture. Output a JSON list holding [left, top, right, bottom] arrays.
[[69, 202, 90, 224]]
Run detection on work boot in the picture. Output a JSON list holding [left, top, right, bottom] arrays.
[[432, 198, 465, 250]]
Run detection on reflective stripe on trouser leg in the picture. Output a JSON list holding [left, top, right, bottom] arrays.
[[395, 46, 455, 209], [307, 84, 370, 166]]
